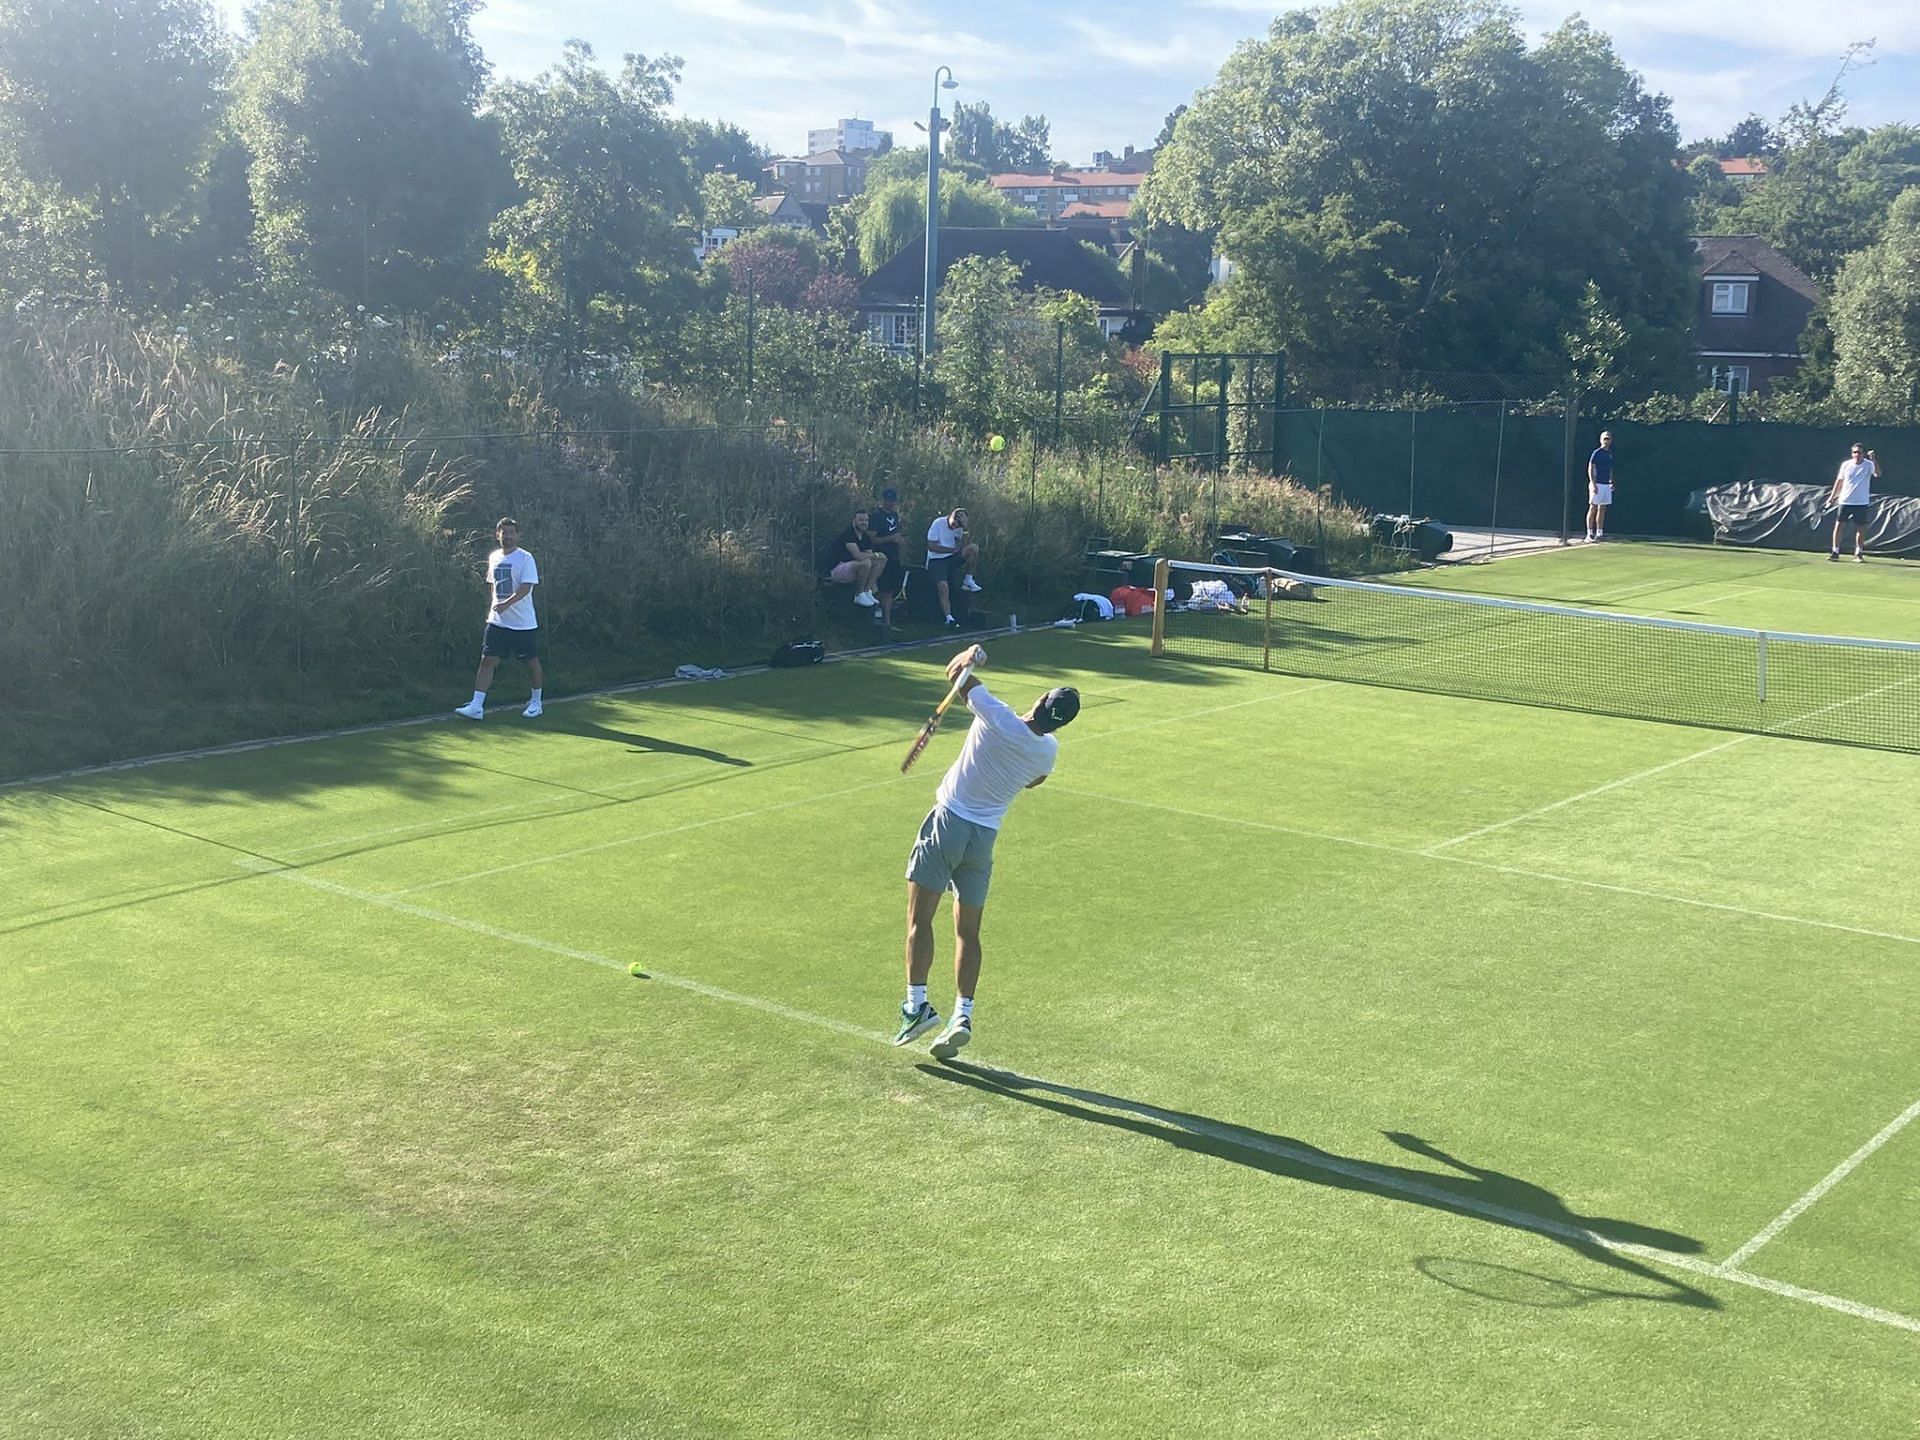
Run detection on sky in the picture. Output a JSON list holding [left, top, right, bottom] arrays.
[[214, 0, 1918, 165]]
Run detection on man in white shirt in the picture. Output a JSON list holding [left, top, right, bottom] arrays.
[[456, 517, 544, 719], [894, 645, 1080, 1059], [925, 507, 983, 628], [1827, 443, 1877, 562]]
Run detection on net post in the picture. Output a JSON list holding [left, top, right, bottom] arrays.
[[1756, 632, 1768, 703], [1262, 569, 1275, 673], [1150, 557, 1169, 657]]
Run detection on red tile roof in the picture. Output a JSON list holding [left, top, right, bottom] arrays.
[[990, 171, 1145, 190], [1059, 200, 1132, 219], [1718, 157, 1768, 177]]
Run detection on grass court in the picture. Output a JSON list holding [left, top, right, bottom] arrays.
[[5, 540, 1918, 1438]]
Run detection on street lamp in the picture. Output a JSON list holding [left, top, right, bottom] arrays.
[[922, 66, 958, 371]]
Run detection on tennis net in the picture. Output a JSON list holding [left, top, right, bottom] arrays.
[[1149, 559, 1920, 753]]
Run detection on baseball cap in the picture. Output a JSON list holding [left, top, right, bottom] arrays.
[[880, 486, 898, 501], [1033, 686, 1080, 733]]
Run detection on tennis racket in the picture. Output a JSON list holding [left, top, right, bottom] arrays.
[[900, 656, 980, 773]]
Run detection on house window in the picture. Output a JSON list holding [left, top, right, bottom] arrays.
[[1711, 364, 1751, 395], [866, 312, 915, 351], [1711, 282, 1751, 315]]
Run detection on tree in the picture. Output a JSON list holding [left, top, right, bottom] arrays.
[[699, 171, 761, 230], [234, 0, 502, 314], [716, 227, 816, 307], [1719, 115, 1778, 158], [1830, 189, 1920, 421], [933, 254, 1115, 430], [487, 41, 697, 352], [675, 116, 767, 184], [853, 174, 1026, 274], [1155, 105, 1187, 150], [1143, 0, 1697, 387], [948, 101, 1050, 173], [864, 146, 986, 188], [0, 0, 225, 299]]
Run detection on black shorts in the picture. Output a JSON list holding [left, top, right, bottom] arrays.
[[875, 549, 904, 596], [1839, 503, 1873, 523], [482, 623, 541, 660], [926, 554, 962, 586]]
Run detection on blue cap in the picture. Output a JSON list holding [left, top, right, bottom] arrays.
[[881, 487, 898, 501]]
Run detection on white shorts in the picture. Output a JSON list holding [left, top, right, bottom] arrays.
[[1589, 482, 1613, 506]]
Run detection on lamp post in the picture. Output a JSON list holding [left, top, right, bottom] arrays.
[[921, 65, 958, 373]]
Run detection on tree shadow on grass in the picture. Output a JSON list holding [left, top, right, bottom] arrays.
[[918, 1060, 1717, 1312]]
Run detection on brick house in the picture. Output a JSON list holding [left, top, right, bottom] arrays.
[[1693, 234, 1822, 397], [990, 149, 1153, 225], [764, 149, 873, 204]]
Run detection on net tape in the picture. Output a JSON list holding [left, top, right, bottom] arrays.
[[1156, 560, 1920, 753]]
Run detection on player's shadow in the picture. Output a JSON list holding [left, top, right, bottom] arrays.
[[546, 715, 751, 766], [919, 1061, 1717, 1312]]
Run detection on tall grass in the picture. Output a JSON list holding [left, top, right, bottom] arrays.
[[0, 313, 1390, 776]]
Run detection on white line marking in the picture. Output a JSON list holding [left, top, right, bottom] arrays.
[[1722, 1096, 1920, 1269], [1427, 736, 1751, 852], [1050, 787, 1920, 949], [245, 859, 887, 1044], [235, 855, 1920, 1338]]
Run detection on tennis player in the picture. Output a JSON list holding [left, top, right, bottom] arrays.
[[455, 517, 543, 720], [1828, 443, 1876, 562], [894, 646, 1079, 1058], [1586, 431, 1615, 542]]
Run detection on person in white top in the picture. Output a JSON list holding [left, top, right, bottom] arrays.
[[894, 645, 1079, 1058], [1827, 443, 1877, 562], [925, 507, 983, 628], [455, 517, 545, 719]]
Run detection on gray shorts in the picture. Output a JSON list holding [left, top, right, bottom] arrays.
[[905, 806, 999, 908]]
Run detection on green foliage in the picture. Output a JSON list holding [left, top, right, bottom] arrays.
[[234, 0, 501, 313], [674, 115, 767, 183], [947, 101, 1050, 173], [0, 0, 226, 300], [699, 171, 761, 230], [486, 41, 696, 353], [1144, 0, 1696, 389], [864, 145, 987, 189], [1829, 189, 1920, 421], [853, 173, 1026, 274]]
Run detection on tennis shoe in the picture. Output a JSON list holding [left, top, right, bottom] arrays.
[[1829, 550, 1840, 562], [962, 575, 983, 593], [930, 1015, 972, 1060], [944, 615, 960, 628], [1856, 551, 1866, 563], [523, 700, 543, 718], [454, 701, 485, 720], [854, 590, 878, 607], [893, 1001, 941, 1047]]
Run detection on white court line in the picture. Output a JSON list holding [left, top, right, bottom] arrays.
[[1722, 1096, 1920, 1270], [1051, 787, 1920, 950], [1426, 736, 1752, 852], [239, 858, 1920, 1337]]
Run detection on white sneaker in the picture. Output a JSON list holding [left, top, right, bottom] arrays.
[[523, 700, 543, 718], [853, 590, 878, 607], [454, 702, 485, 720], [962, 576, 983, 593], [930, 1015, 972, 1060]]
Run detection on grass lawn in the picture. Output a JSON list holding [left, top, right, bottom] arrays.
[[4, 541, 1918, 1438]]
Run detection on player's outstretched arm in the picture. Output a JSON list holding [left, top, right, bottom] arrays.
[[945, 646, 985, 694]]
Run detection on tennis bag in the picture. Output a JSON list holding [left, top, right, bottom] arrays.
[[768, 638, 825, 668]]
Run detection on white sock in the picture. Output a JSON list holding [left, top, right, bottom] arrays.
[[957, 996, 974, 1021], [529, 688, 542, 703], [907, 984, 927, 1013], [470, 691, 486, 708]]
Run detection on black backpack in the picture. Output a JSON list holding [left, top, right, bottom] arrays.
[[768, 638, 825, 668]]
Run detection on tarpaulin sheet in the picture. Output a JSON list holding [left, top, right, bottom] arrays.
[[1686, 480, 1920, 556]]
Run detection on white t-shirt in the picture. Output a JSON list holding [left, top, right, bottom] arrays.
[[935, 684, 1057, 830], [1835, 458, 1876, 506], [487, 546, 539, 630], [927, 515, 965, 557]]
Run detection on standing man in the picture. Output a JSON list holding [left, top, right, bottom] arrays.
[[894, 645, 1080, 1059], [1586, 431, 1615, 543], [456, 517, 543, 720], [866, 485, 906, 631], [925, 506, 983, 629], [825, 508, 886, 609], [1828, 443, 1877, 562]]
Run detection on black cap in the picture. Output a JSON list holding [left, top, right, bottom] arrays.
[[1033, 686, 1080, 733], [880, 487, 898, 501]]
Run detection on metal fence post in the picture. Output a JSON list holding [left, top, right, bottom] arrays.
[[1490, 401, 1506, 558], [1407, 409, 1417, 516], [1214, 355, 1230, 471], [1156, 351, 1172, 466], [1054, 320, 1065, 448], [1560, 388, 1581, 543]]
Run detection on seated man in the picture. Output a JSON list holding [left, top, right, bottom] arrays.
[[865, 486, 907, 630], [925, 506, 983, 628], [825, 509, 886, 609]]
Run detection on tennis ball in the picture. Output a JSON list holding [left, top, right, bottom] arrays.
[[628, 963, 645, 978], [988, 434, 1006, 452]]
